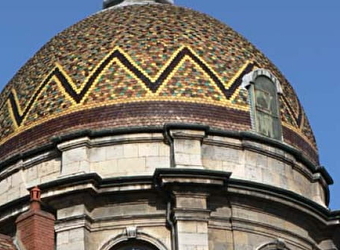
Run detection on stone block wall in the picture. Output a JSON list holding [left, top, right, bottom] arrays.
[[0, 129, 337, 250], [0, 130, 329, 217], [202, 135, 327, 206]]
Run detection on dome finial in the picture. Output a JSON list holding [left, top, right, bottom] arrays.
[[103, 0, 174, 9]]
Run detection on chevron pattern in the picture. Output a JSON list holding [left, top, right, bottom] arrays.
[[2, 46, 305, 135]]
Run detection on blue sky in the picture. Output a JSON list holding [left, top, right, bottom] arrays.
[[0, 0, 339, 210]]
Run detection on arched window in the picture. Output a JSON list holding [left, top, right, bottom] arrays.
[[110, 239, 160, 250], [257, 239, 291, 250], [242, 69, 282, 140], [100, 229, 167, 250]]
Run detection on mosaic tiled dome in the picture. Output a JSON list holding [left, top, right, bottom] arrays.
[[0, 4, 318, 163]]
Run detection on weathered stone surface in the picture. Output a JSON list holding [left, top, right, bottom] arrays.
[[0, 132, 337, 249]]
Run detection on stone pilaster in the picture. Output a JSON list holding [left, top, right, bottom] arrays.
[[173, 192, 210, 250], [154, 168, 231, 250], [55, 204, 92, 250], [57, 137, 91, 176], [169, 129, 206, 169]]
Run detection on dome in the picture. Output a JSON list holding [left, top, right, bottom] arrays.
[[0, 4, 318, 164], [1, 3, 339, 250]]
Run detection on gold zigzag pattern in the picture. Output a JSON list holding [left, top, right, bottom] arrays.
[[4, 46, 254, 128], [2, 45, 306, 141]]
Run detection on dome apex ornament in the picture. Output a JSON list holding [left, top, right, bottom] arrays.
[[103, 0, 174, 9]]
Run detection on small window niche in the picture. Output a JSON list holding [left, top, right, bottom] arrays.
[[257, 238, 290, 250], [110, 239, 160, 250], [242, 69, 283, 140]]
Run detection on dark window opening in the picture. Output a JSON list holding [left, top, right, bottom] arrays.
[[250, 75, 282, 140], [110, 239, 160, 250]]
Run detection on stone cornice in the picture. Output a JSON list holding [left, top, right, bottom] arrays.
[[1, 171, 338, 225]]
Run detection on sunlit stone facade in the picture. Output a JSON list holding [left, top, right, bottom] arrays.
[[0, 1, 339, 249]]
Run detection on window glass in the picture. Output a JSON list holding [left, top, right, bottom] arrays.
[[252, 75, 282, 140]]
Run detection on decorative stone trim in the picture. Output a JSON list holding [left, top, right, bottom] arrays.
[[126, 226, 138, 239], [257, 238, 290, 250], [241, 68, 283, 94], [154, 168, 231, 190], [99, 231, 169, 250]]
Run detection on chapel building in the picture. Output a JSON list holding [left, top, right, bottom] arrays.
[[0, 0, 339, 249]]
